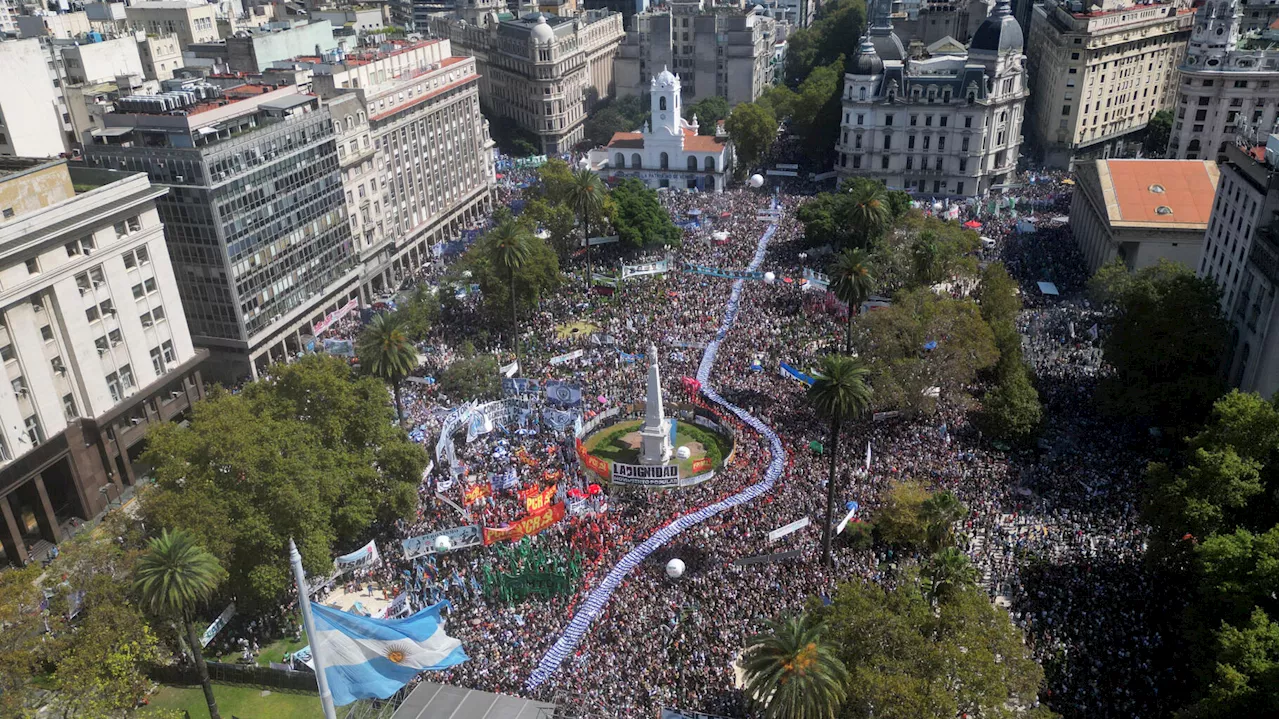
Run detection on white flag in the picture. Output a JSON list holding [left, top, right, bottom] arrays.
[[864, 442, 872, 472]]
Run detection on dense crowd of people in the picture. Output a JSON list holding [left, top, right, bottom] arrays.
[[243, 164, 1172, 718]]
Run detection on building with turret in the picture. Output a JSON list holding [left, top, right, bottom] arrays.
[[587, 68, 733, 190], [833, 0, 1028, 196], [1166, 0, 1278, 161]]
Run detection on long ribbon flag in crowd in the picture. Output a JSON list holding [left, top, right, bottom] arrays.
[[527, 206, 786, 690]]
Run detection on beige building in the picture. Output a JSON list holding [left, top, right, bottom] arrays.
[[430, 10, 625, 154], [138, 33, 184, 82], [16, 11, 93, 39], [57, 35, 146, 85], [310, 39, 497, 299], [1026, 0, 1194, 169], [1070, 157, 1220, 274], [615, 4, 777, 106], [0, 157, 206, 566], [124, 0, 221, 47]]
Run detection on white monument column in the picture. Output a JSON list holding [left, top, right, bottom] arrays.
[[640, 343, 673, 465]]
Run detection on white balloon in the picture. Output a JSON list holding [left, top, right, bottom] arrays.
[[665, 558, 686, 579], [764, 271, 776, 283], [676, 445, 691, 460], [433, 535, 453, 553], [749, 174, 765, 188]]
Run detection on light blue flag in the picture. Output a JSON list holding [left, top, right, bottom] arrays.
[[311, 601, 468, 706]]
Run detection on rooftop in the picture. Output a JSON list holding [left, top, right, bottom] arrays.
[[0, 157, 60, 182], [1097, 159, 1220, 227]]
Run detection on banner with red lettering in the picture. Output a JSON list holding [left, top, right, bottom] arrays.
[[483, 502, 566, 545], [525, 484, 558, 514], [575, 437, 611, 479], [463, 484, 489, 505], [691, 457, 713, 474]]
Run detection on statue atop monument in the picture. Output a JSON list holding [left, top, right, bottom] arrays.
[[639, 343, 673, 465]]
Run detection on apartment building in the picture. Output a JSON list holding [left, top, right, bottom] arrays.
[[58, 35, 146, 85], [430, 10, 625, 154], [1167, 0, 1278, 161], [615, 3, 777, 106], [124, 1, 221, 47], [0, 38, 67, 158], [1197, 137, 1278, 396], [82, 82, 360, 381], [833, 0, 1028, 196], [893, 0, 996, 48], [1026, 0, 1193, 169], [138, 32, 184, 82], [585, 0, 651, 27], [0, 157, 206, 566], [309, 39, 496, 299]]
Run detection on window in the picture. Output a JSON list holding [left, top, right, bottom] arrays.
[[150, 347, 164, 375], [135, 247, 149, 265], [961, 137, 970, 152], [120, 364, 135, 389], [86, 306, 101, 323], [959, 158, 968, 173], [631, 153, 641, 169], [0, 344, 13, 362], [923, 137, 931, 151], [25, 258, 39, 275], [63, 394, 77, 420], [1071, 52, 1080, 60], [908, 135, 916, 149], [106, 372, 123, 403], [907, 157, 914, 170], [162, 340, 176, 364], [109, 329, 122, 346], [123, 252, 137, 269], [659, 97, 667, 111], [1062, 105, 1071, 116], [23, 415, 42, 446], [940, 116, 947, 127], [127, 216, 141, 233], [50, 356, 65, 375], [881, 156, 890, 169], [40, 325, 52, 342], [660, 153, 669, 170], [938, 137, 946, 151], [132, 283, 146, 300], [883, 135, 892, 150], [885, 114, 894, 127], [12, 376, 28, 396], [114, 221, 128, 238], [910, 115, 918, 126], [956, 182, 965, 195], [100, 299, 114, 318], [964, 116, 972, 128]]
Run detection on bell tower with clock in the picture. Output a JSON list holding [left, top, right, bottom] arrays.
[[649, 66, 682, 137]]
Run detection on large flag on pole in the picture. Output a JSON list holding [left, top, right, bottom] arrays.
[[310, 602, 469, 706]]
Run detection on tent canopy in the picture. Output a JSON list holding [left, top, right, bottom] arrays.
[[1037, 281, 1060, 296]]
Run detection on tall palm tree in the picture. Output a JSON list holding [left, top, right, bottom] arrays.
[[920, 490, 966, 553], [357, 312, 418, 426], [911, 235, 943, 286], [843, 180, 889, 248], [135, 529, 226, 719], [829, 249, 875, 354], [741, 614, 850, 719], [808, 354, 872, 567], [488, 218, 533, 362], [564, 168, 606, 289], [924, 547, 979, 604]]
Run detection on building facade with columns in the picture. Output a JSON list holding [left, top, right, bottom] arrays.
[[587, 69, 733, 191], [429, 10, 625, 154], [0, 158, 206, 567], [833, 0, 1028, 197]]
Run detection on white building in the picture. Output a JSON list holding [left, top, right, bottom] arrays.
[[58, 36, 146, 85], [588, 68, 733, 191], [124, 1, 221, 47], [833, 0, 1028, 197], [0, 157, 206, 566], [0, 38, 67, 159]]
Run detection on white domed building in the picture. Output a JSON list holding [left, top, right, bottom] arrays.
[[586, 68, 735, 192]]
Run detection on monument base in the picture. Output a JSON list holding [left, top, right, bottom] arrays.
[[640, 419, 673, 465]]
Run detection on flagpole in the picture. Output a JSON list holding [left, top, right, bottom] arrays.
[[290, 538, 339, 719]]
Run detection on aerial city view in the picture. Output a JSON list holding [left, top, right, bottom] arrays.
[[0, 0, 1276, 717]]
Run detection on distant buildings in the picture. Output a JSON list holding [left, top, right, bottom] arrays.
[[587, 68, 733, 191], [429, 10, 625, 154], [1026, 0, 1193, 169], [82, 83, 361, 381], [0, 157, 206, 566], [892, 0, 995, 49], [614, 3, 778, 106], [1197, 137, 1278, 396], [1069, 157, 1219, 274], [124, 1, 221, 47], [1166, 0, 1278, 162], [0, 38, 67, 158], [833, 0, 1028, 197]]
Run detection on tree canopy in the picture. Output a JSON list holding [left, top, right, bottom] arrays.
[[685, 95, 730, 135], [725, 101, 777, 170], [459, 209, 561, 322], [782, 0, 867, 85], [140, 355, 427, 609], [1143, 109, 1174, 157], [610, 178, 682, 248]]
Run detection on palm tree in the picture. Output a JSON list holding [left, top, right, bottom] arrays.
[[924, 547, 979, 604], [920, 490, 966, 552], [135, 530, 226, 719], [357, 312, 418, 426], [829, 249, 875, 354], [843, 179, 889, 248], [564, 168, 606, 288], [741, 614, 850, 719], [911, 234, 943, 286], [808, 354, 873, 567], [488, 218, 533, 362]]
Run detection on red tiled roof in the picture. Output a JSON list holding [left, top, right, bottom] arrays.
[[1101, 159, 1219, 226], [605, 132, 644, 149], [605, 130, 727, 153]]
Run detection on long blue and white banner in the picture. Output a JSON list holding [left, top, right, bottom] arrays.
[[779, 361, 816, 386], [682, 262, 765, 281], [802, 268, 831, 292]]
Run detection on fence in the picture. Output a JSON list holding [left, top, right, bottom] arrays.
[[150, 661, 318, 693]]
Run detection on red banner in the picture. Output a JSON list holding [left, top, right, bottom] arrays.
[[576, 438, 611, 479], [525, 484, 558, 514], [483, 502, 566, 545], [463, 484, 489, 505], [691, 457, 713, 474]]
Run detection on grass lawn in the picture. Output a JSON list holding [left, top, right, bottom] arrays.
[[145, 683, 323, 719], [554, 320, 598, 340], [582, 419, 723, 478], [213, 633, 308, 666]]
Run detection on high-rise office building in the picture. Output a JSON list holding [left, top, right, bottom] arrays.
[[83, 81, 361, 381]]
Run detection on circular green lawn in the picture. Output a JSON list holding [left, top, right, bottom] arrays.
[[581, 419, 729, 478]]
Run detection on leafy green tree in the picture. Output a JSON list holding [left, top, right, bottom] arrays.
[[488, 216, 534, 360], [685, 95, 730, 134], [1092, 259, 1229, 428], [975, 262, 1022, 329], [610, 178, 681, 249], [886, 189, 913, 220], [920, 491, 967, 553], [141, 356, 426, 609], [398, 284, 440, 342], [757, 84, 798, 121], [873, 480, 937, 550], [437, 342, 501, 401], [923, 547, 980, 604], [1179, 607, 1279, 719], [1193, 527, 1279, 628], [978, 367, 1043, 442], [135, 529, 227, 719], [829, 248, 875, 353], [793, 58, 847, 163], [523, 196, 579, 262], [529, 159, 576, 204], [613, 94, 651, 129], [782, 0, 868, 84], [796, 192, 846, 248], [0, 564, 45, 717], [1144, 109, 1174, 157], [566, 168, 607, 282], [583, 106, 633, 147], [357, 312, 418, 426], [808, 354, 873, 566], [460, 212, 561, 324], [817, 573, 1053, 719], [725, 101, 777, 169], [49, 599, 161, 717], [741, 614, 850, 719]]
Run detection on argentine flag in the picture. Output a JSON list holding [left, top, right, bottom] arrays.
[[311, 600, 468, 706]]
